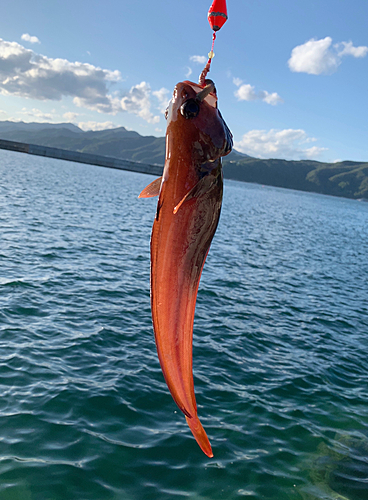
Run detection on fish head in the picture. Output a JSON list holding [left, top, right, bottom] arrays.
[[165, 80, 232, 165]]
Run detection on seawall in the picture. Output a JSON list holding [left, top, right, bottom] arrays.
[[0, 138, 164, 177]]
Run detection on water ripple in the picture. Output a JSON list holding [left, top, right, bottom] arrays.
[[1, 152, 368, 499]]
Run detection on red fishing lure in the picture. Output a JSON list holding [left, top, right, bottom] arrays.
[[199, 0, 228, 85], [208, 0, 228, 31]]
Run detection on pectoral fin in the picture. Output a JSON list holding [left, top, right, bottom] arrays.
[[138, 177, 162, 198], [173, 175, 214, 214]]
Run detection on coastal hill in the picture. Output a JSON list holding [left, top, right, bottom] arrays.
[[223, 158, 368, 200], [1, 121, 367, 200]]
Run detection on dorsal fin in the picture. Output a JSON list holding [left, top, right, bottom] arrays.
[[138, 177, 162, 198]]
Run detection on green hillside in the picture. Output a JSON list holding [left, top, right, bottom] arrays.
[[0, 123, 166, 165], [0, 121, 248, 165], [223, 158, 368, 200]]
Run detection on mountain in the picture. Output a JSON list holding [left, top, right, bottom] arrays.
[[0, 121, 250, 166], [0, 122, 167, 165], [0, 121, 82, 133], [223, 157, 368, 200], [0, 121, 367, 200]]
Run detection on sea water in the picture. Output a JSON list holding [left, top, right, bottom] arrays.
[[1, 149, 368, 500]]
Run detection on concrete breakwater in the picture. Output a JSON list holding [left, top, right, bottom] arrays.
[[0, 138, 164, 177]]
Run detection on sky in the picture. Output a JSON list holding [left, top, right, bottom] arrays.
[[0, 0, 367, 162]]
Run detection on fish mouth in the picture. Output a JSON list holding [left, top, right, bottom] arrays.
[[183, 81, 217, 109], [196, 80, 216, 102], [188, 79, 233, 156]]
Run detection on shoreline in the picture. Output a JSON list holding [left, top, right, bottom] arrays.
[[0, 138, 163, 177], [1, 138, 367, 201]]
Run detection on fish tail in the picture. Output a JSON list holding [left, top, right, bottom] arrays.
[[185, 415, 213, 458]]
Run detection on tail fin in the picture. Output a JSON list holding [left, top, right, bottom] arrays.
[[185, 415, 213, 457]]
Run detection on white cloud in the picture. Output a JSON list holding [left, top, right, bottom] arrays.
[[63, 111, 79, 121], [337, 41, 368, 58], [190, 55, 207, 65], [234, 83, 257, 101], [235, 129, 327, 160], [0, 38, 122, 114], [77, 121, 117, 131], [185, 66, 193, 78], [121, 81, 160, 124], [19, 107, 55, 121], [152, 87, 170, 113], [0, 37, 170, 125], [21, 33, 40, 44], [233, 78, 283, 106], [288, 37, 339, 74], [288, 37, 368, 75], [262, 92, 284, 105]]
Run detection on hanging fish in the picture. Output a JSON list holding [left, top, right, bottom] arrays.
[[139, 79, 232, 456]]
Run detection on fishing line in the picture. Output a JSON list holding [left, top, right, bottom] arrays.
[[199, 0, 228, 86]]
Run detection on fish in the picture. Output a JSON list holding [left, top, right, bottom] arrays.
[[139, 79, 232, 457]]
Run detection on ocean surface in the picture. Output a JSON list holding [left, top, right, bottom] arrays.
[[1, 148, 368, 500]]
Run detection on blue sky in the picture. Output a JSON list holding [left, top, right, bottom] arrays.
[[1, 0, 367, 162]]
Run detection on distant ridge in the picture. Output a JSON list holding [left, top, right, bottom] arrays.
[[0, 121, 166, 164], [0, 121, 367, 200], [0, 121, 83, 133], [0, 121, 248, 165], [223, 157, 368, 200]]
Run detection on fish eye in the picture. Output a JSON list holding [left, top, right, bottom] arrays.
[[180, 99, 200, 119]]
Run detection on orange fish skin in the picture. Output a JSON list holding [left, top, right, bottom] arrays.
[[148, 80, 232, 457]]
